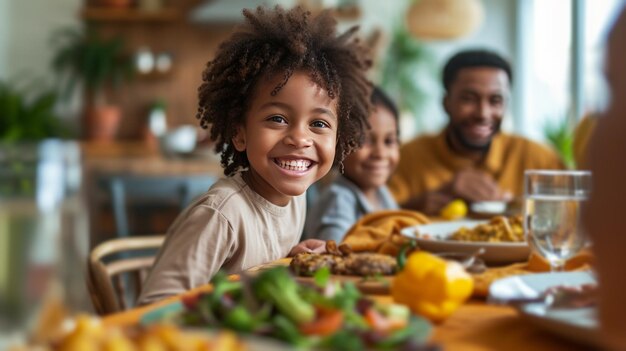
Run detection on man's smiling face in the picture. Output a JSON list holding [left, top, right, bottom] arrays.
[[444, 67, 510, 152]]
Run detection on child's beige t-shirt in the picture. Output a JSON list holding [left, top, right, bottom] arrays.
[[138, 172, 305, 305]]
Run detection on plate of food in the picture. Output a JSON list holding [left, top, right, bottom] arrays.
[[488, 271, 603, 349], [400, 216, 530, 264], [248, 241, 398, 295]]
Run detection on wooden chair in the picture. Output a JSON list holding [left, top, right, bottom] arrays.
[[87, 235, 165, 315]]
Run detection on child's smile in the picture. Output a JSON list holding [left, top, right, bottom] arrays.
[[343, 104, 399, 197], [233, 71, 338, 206], [274, 158, 313, 173]]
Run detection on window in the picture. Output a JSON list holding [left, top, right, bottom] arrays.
[[515, 0, 622, 140]]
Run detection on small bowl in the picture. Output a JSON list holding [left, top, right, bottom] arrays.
[[471, 201, 507, 214], [159, 125, 197, 156]]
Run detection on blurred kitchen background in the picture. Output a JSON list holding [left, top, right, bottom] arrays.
[[0, 0, 623, 246]]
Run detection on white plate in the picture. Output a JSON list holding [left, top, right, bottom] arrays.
[[488, 271, 603, 349], [400, 220, 530, 264]]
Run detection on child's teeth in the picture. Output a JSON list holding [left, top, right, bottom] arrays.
[[278, 159, 310, 171]]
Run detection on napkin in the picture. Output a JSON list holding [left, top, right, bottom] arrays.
[[472, 250, 594, 297], [341, 210, 429, 255]]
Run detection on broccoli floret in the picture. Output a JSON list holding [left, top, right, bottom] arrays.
[[207, 271, 243, 312], [252, 267, 315, 325]]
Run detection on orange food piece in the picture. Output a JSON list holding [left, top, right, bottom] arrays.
[[298, 308, 344, 336], [526, 250, 594, 272], [364, 308, 407, 333]]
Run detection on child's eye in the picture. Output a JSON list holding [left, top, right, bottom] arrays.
[[384, 136, 398, 146], [268, 115, 287, 124], [310, 120, 330, 129]]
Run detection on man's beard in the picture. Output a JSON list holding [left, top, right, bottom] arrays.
[[449, 121, 500, 152]]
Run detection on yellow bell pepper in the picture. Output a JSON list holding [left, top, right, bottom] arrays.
[[391, 251, 473, 322]]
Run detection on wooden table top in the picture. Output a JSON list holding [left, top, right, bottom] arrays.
[[81, 141, 223, 177]]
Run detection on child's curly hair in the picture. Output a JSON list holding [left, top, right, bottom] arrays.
[[197, 6, 372, 176]]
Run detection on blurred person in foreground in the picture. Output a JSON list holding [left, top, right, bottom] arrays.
[[584, 5, 626, 349], [388, 49, 563, 216]]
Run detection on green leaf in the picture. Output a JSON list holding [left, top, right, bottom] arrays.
[[377, 24, 437, 129], [50, 26, 134, 102], [0, 79, 68, 141], [271, 315, 311, 348], [320, 329, 364, 350], [544, 117, 575, 168], [379, 315, 432, 348], [313, 266, 331, 287]]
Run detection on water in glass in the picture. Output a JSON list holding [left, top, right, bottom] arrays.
[[524, 170, 591, 271], [0, 140, 89, 348]]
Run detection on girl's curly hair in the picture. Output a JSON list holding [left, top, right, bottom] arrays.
[[196, 6, 372, 176]]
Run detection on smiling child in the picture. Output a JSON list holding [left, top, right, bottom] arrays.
[[138, 6, 372, 304]]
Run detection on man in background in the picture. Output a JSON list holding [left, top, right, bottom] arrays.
[[388, 49, 563, 215]]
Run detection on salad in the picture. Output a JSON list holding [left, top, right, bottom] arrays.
[[154, 267, 433, 350]]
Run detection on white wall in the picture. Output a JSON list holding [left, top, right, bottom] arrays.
[[0, 0, 6, 79], [339, 0, 518, 139], [0, 0, 7, 79], [0, 0, 81, 84]]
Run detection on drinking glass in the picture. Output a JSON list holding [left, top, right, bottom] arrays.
[[0, 140, 90, 348], [524, 170, 592, 272]]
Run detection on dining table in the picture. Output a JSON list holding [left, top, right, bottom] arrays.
[[101, 258, 593, 351]]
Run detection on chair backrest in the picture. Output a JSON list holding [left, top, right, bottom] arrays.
[[87, 235, 165, 315], [101, 175, 216, 238]]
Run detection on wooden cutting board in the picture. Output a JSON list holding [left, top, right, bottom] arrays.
[[245, 258, 393, 295]]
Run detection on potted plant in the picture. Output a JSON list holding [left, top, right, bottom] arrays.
[[544, 117, 575, 169], [376, 25, 437, 134], [0, 79, 70, 200], [0, 80, 67, 141], [51, 27, 134, 141]]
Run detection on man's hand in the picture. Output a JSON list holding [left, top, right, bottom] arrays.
[[288, 239, 327, 256], [402, 191, 454, 216], [452, 169, 511, 202], [400, 169, 512, 215]]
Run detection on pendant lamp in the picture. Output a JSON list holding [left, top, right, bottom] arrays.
[[406, 0, 485, 40]]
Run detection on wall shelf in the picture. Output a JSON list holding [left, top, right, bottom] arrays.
[[77, 0, 232, 140], [81, 7, 181, 22]]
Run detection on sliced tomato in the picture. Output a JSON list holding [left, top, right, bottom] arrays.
[[364, 308, 407, 333], [181, 293, 201, 309], [298, 308, 344, 336]]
